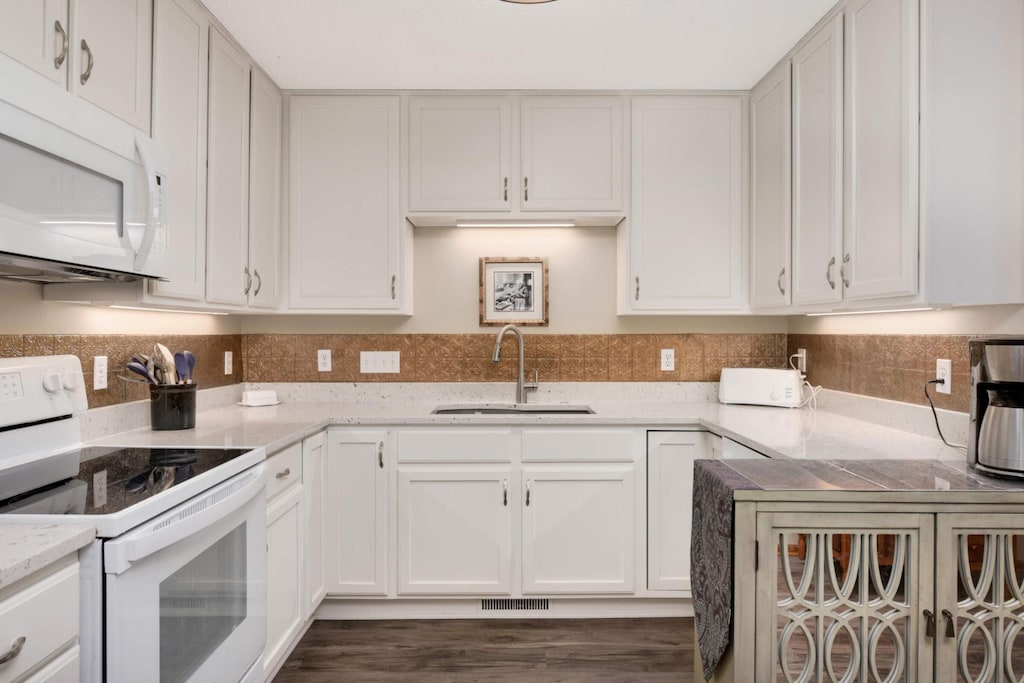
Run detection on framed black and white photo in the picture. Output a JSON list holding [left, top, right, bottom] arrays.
[[479, 257, 549, 326]]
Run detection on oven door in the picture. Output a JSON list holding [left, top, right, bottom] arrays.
[[103, 464, 267, 683]]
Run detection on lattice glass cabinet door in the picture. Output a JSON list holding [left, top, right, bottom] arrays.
[[934, 513, 1024, 682], [755, 512, 936, 681]]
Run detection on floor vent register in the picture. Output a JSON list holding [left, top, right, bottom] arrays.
[[480, 598, 550, 611]]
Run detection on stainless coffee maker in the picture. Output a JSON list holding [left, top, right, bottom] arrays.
[[969, 338, 1024, 479]]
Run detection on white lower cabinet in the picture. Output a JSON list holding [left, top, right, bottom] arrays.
[[397, 466, 513, 595], [522, 466, 635, 594], [324, 430, 389, 595], [301, 431, 326, 617], [646, 431, 708, 593], [263, 444, 304, 679]]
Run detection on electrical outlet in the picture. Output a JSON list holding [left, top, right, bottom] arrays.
[[795, 348, 807, 373], [317, 350, 332, 372], [660, 349, 675, 372], [224, 351, 233, 375], [93, 356, 108, 390], [936, 359, 952, 394]]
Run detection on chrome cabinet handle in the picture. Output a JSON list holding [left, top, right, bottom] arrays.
[[54, 21, 68, 69], [275, 468, 291, 479], [634, 276, 640, 301], [524, 176, 529, 202], [243, 267, 252, 295], [923, 609, 936, 638], [80, 39, 93, 84], [777, 267, 786, 295], [826, 256, 836, 290], [841, 253, 851, 288], [391, 275, 396, 300], [941, 609, 957, 638], [0, 636, 25, 665], [377, 442, 384, 469], [503, 177, 508, 202], [525, 480, 531, 506], [253, 269, 262, 296], [502, 479, 508, 506]]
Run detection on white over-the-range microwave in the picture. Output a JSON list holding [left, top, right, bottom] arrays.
[[0, 70, 169, 284]]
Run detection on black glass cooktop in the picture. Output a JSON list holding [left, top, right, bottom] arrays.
[[0, 446, 252, 515]]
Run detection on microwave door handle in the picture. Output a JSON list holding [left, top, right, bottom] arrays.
[[104, 463, 267, 575], [132, 136, 159, 271]]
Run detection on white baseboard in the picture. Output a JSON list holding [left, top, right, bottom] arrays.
[[313, 597, 691, 620]]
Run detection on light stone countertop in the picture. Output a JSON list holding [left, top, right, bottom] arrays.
[[0, 524, 94, 590]]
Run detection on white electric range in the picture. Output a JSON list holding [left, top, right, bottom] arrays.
[[0, 355, 268, 683]]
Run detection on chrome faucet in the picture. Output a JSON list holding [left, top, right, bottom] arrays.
[[492, 324, 538, 403]]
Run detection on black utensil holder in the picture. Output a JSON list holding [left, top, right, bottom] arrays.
[[150, 384, 197, 430]]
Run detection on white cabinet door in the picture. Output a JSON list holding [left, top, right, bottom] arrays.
[[71, 0, 152, 132], [0, 0, 68, 85], [520, 96, 623, 212], [148, 0, 207, 302], [521, 465, 635, 594], [205, 26, 250, 307], [792, 14, 844, 307], [843, 0, 919, 301], [646, 431, 708, 593], [629, 95, 745, 311], [324, 430, 389, 595], [749, 62, 792, 309], [397, 466, 512, 595], [408, 96, 512, 212], [301, 431, 326, 618], [289, 96, 402, 310], [264, 484, 303, 679], [246, 68, 281, 309]]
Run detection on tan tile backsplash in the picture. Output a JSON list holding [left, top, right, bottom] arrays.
[[0, 331, 977, 414], [242, 333, 789, 384], [0, 334, 243, 408], [788, 334, 971, 413]]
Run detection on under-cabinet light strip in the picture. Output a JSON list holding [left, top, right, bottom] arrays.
[[805, 307, 935, 317], [110, 305, 229, 316]]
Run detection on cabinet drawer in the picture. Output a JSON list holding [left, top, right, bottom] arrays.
[[522, 429, 637, 462], [0, 559, 78, 683], [266, 443, 303, 500], [397, 429, 515, 463]]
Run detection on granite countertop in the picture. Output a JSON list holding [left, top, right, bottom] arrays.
[[0, 524, 95, 590], [83, 399, 966, 463]]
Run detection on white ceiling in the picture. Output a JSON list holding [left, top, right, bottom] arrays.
[[202, 0, 837, 91]]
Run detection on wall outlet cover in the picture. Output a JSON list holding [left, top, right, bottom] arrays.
[[936, 359, 952, 394], [224, 351, 233, 375], [93, 355, 108, 390], [317, 350, 332, 372], [660, 348, 675, 372]]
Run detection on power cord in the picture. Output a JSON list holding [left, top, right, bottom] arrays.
[[924, 379, 967, 450], [789, 353, 822, 409]]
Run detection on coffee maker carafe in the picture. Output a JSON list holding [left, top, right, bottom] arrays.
[[969, 339, 1024, 479]]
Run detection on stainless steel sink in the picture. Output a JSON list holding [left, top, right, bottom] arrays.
[[432, 403, 594, 415]]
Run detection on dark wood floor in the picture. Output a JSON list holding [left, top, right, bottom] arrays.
[[273, 618, 694, 682]]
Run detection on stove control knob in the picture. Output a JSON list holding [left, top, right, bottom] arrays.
[[770, 390, 781, 401], [43, 373, 62, 394], [62, 373, 81, 391]]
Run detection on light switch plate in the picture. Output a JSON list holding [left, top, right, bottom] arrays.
[[93, 356, 108, 390], [224, 351, 233, 375], [361, 351, 401, 373]]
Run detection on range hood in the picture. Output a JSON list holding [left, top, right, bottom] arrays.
[[0, 252, 161, 285]]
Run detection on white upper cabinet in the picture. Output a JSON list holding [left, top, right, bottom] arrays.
[[407, 94, 624, 220], [749, 62, 792, 309], [247, 68, 282, 309], [148, 0, 208, 302], [791, 14, 843, 307], [205, 26, 250, 307], [71, 0, 152, 131], [842, 0, 918, 301], [408, 96, 512, 212], [0, 0, 69, 85], [289, 95, 403, 311], [0, 0, 152, 131], [628, 95, 745, 312], [520, 96, 623, 212]]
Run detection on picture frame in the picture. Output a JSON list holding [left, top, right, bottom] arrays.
[[479, 257, 549, 326]]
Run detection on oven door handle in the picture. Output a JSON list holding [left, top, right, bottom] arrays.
[[105, 464, 267, 575]]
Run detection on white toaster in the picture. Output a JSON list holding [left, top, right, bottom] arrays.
[[718, 368, 803, 408]]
